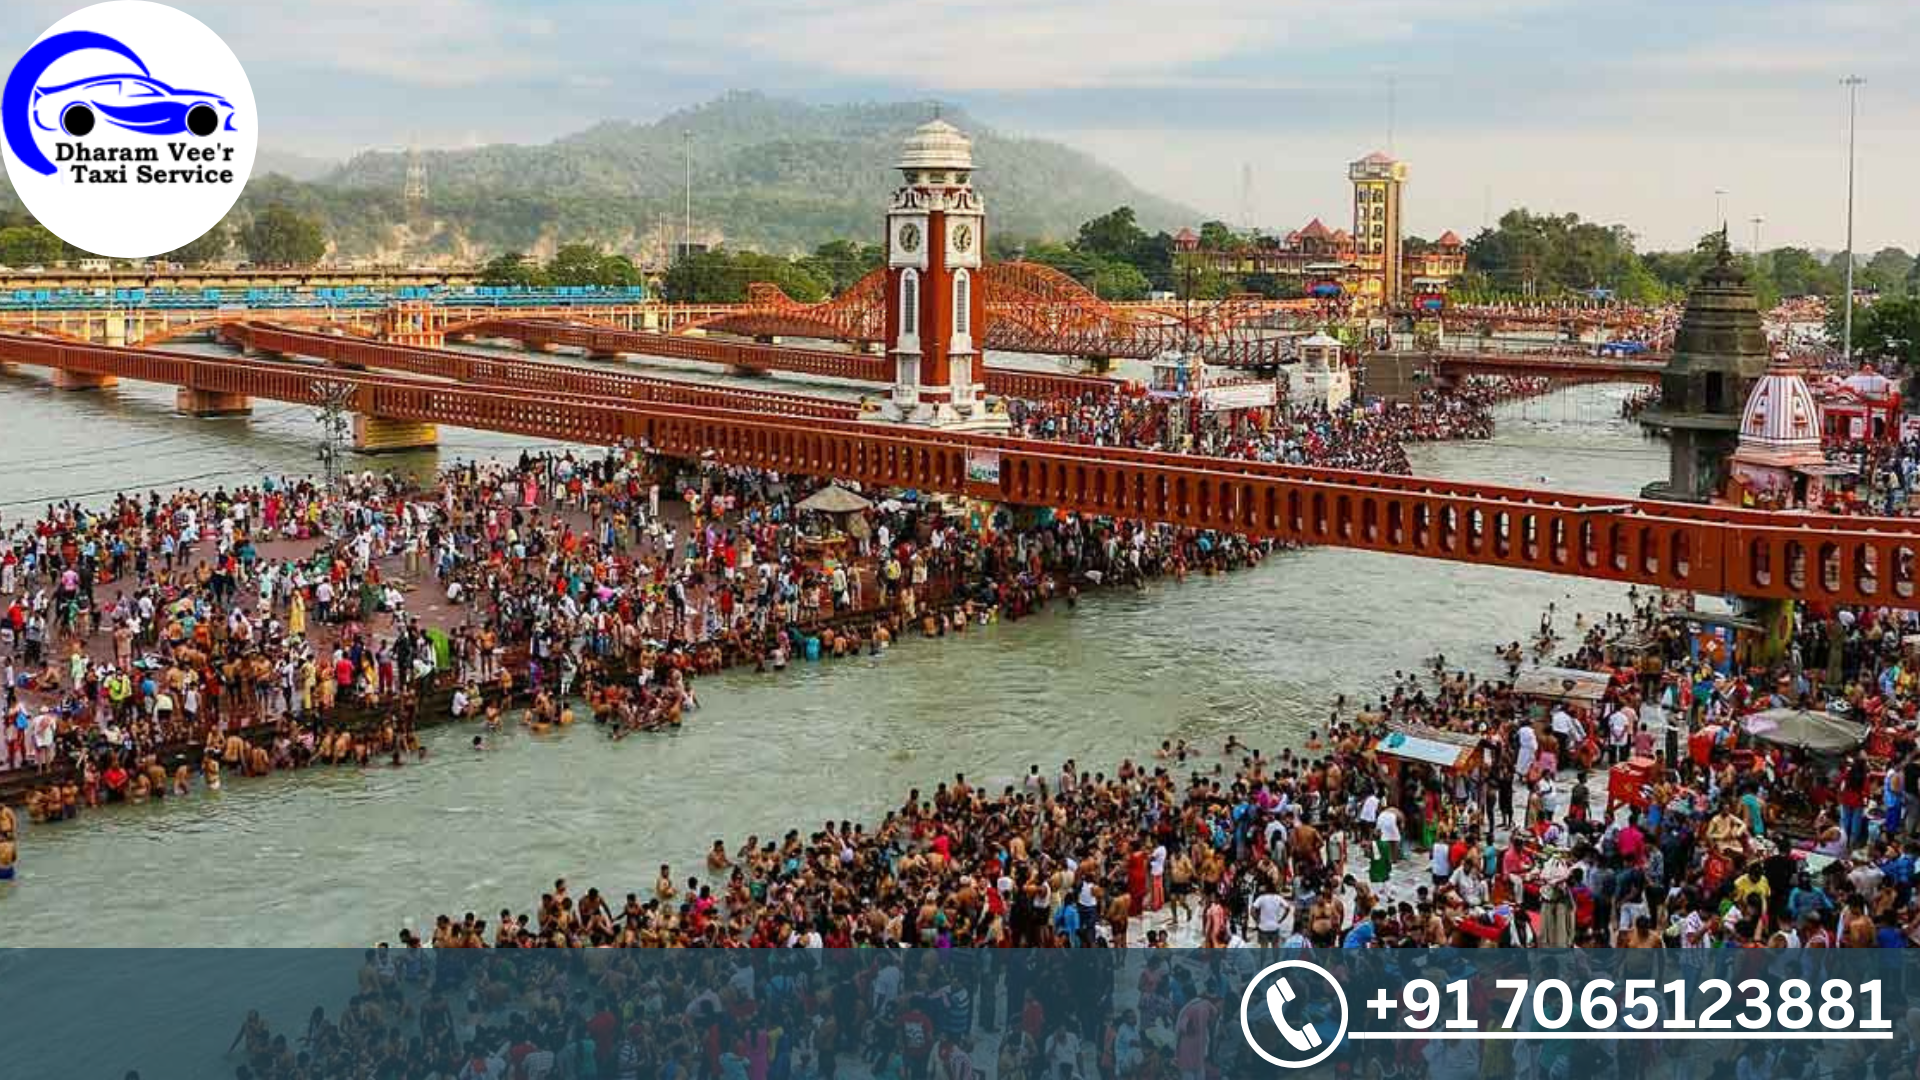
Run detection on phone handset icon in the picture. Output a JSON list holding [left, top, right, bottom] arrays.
[[1266, 978, 1322, 1053]]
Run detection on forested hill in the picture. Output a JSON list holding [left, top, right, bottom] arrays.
[[278, 92, 1196, 260]]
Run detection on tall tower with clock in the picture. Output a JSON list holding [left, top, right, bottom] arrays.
[[880, 118, 997, 427]]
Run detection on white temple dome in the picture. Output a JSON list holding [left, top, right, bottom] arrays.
[[896, 119, 974, 172], [1738, 362, 1823, 457]]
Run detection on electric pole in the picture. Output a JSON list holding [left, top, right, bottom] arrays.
[[1840, 75, 1864, 368], [683, 130, 693, 264], [312, 378, 355, 490]]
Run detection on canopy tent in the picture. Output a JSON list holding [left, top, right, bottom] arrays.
[[1741, 708, 1868, 754], [1512, 666, 1611, 705], [1374, 724, 1478, 772], [795, 485, 872, 515]]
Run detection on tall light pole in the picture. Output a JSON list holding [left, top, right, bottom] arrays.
[[1840, 75, 1864, 367], [1713, 188, 1728, 234], [682, 130, 693, 265], [1750, 216, 1764, 256]]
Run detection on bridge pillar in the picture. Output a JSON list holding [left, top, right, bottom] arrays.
[[175, 388, 253, 416], [51, 370, 118, 391], [103, 315, 126, 348], [352, 415, 439, 452]]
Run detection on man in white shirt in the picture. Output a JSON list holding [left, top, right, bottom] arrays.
[[1250, 884, 1290, 949], [1430, 836, 1453, 887], [1376, 803, 1403, 857], [1607, 704, 1635, 764], [1515, 722, 1540, 778], [1550, 706, 1577, 747]]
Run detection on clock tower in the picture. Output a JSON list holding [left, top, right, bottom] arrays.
[[880, 118, 995, 426]]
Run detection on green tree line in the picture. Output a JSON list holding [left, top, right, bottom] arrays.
[[1459, 208, 1916, 308]]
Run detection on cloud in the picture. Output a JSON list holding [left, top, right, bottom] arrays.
[[699, 0, 1562, 91], [162, 0, 567, 89]]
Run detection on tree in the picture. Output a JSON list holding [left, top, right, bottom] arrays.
[[1088, 260, 1150, 301], [1863, 247, 1914, 294], [1131, 232, 1175, 291], [479, 252, 546, 287], [1197, 220, 1237, 251], [1845, 293, 1920, 368], [1172, 253, 1232, 300], [0, 224, 65, 266], [799, 239, 883, 295], [1075, 206, 1146, 261], [1766, 247, 1835, 298], [242, 204, 326, 266], [662, 249, 826, 303], [163, 223, 230, 267], [595, 254, 642, 287], [547, 243, 610, 286], [1240, 273, 1304, 300]]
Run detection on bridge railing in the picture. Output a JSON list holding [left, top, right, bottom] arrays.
[[3, 330, 1916, 606]]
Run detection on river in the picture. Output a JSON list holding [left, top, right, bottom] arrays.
[[0, 357, 1663, 946]]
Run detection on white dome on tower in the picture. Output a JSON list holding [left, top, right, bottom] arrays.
[[1736, 359, 1824, 465], [897, 118, 974, 172]]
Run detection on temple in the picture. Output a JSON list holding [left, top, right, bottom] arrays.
[[1638, 237, 1771, 502]]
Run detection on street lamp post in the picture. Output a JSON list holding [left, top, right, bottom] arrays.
[[682, 130, 693, 266], [1840, 75, 1864, 368], [1750, 216, 1764, 256], [1714, 188, 1728, 233]]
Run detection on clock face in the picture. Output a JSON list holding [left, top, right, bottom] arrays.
[[897, 223, 920, 253], [952, 223, 973, 252]]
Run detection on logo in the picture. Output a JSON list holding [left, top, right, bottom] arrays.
[[1239, 960, 1349, 1070], [2, 2, 256, 257]]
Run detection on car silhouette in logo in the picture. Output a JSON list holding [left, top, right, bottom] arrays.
[[31, 72, 234, 139]]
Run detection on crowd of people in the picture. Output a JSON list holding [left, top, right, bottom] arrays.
[[17, 378, 1514, 835], [0, 472, 452, 814], [347, 573, 1920, 959], [1009, 378, 1538, 477], [33, 372, 1920, 971], [6, 369, 1566, 821]]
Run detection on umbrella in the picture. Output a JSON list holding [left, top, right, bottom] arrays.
[[795, 485, 872, 515], [1741, 708, 1868, 754]]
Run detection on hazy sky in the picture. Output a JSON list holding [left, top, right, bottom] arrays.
[[7, 0, 1915, 252]]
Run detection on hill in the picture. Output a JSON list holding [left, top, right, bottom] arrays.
[[0, 93, 1199, 263], [285, 92, 1196, 261]]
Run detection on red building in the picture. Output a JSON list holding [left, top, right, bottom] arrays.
[[1813, 365, 1902, 446], [1173, 220, 1465, 303]]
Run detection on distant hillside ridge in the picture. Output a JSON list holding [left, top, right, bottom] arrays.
[[299, 91, 1197, 260]]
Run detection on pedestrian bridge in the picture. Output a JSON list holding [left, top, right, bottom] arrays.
[[0, 330, 1913, 608]]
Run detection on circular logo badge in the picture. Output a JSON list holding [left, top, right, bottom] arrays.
[[1239, 959, 1349, 1070], [2, 1, 256, 258]]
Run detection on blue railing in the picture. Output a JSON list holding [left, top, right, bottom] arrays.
[[0, 284, 650, 311]]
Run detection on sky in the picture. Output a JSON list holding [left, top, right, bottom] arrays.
[[5, 0, 1916, 253]]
